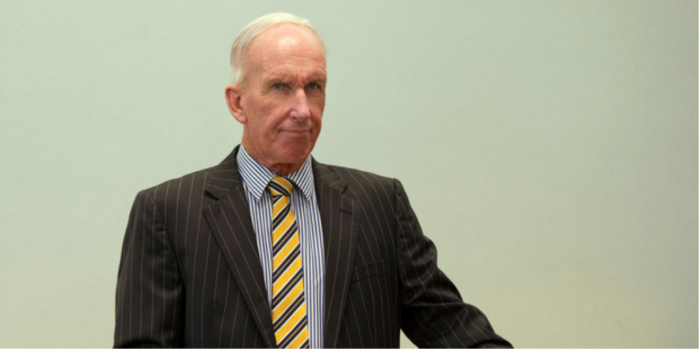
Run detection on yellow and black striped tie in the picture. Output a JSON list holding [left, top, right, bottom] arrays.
[[268, 177, 310, 349]]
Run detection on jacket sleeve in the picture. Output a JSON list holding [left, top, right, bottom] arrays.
[[394, 180, 512, 348], [114, 190, 184, 348]]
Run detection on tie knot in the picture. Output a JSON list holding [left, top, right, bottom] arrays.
[[268, 177, 293, 197]]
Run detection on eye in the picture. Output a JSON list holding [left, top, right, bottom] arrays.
[[272, 83, 284, 90], [307, 83, 318, 90]]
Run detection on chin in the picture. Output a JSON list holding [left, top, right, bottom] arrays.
[[278, 144, 313, 164]]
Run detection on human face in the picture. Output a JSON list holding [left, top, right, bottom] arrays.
[[226, 24, 326, 176]]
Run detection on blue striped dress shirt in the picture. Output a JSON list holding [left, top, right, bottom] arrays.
[[236, 146, 325, 348]]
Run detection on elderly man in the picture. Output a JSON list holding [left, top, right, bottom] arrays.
[[114, 13, 511, 348]]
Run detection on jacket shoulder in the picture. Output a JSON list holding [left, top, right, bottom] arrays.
[[137, 165, 216, 197], [320, 163, 397, 189], [314, 162, 405, 213], [137, 147, 241, 200]]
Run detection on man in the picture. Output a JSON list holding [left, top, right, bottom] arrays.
[[114, 13, 511, 348]]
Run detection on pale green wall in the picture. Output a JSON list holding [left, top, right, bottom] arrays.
[[0, 0, 697, 348]]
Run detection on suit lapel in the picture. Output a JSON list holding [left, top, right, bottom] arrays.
[[200, 150, 360, 348], [202, 147, 276, 348], [313, 161, 361, 348]]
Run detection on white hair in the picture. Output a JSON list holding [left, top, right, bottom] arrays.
[[229, 13, 324, 87]]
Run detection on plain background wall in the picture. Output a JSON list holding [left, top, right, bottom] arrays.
[[0, 0, 697, 347]]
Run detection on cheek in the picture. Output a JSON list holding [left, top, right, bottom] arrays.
[[312, 112, 322, 129], [311, 99, 325, 124], [245, 99, 275, 136], [264, 110, 289, 137]]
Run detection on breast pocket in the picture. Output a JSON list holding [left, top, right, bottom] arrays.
[[350, 259, 386, 283]]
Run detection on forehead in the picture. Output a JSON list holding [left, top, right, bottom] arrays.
[[246, 24, 326, 81]]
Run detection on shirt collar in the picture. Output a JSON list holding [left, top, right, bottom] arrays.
[[236, 145, 316, 202]]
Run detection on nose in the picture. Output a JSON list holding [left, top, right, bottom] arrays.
[[289, 88, 310, 120]]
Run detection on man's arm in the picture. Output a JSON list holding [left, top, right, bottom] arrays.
[[114, 190, 184, 348], [394, 180, 512, 348]]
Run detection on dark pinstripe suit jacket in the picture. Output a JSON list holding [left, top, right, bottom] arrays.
[[115, 146, 511, 348]]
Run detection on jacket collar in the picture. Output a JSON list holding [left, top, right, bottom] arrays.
[[203, 146, 359, 348]]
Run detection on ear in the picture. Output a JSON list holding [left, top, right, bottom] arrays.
[[225, 85, 247, 124]]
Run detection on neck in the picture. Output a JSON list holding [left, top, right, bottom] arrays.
[[240, 142, 304, 177], [269, 163, 301, 177]]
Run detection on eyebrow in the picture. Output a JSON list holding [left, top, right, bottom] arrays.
[[265, 71, 327, 85]]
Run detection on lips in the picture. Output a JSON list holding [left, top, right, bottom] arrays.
[[281, 129, 311, 135]]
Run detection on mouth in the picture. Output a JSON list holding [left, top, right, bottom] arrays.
[[280, 129, 311, 135]]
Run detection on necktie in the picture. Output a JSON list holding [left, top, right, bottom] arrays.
[[268, 177, 310, 349]]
